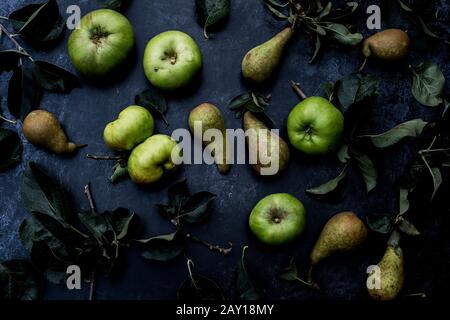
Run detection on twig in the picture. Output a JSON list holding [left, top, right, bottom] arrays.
[[290, 80, 308, 100], [419, 148, 450, 155], [89, 270, 96, 301], [84, 183, 96, 213], [0, 114, 16, 124], [0, 23, 33, 60], [87, 154, 122, 161], [358, 57, 368, 72], [186, 233, 233, 256], [83, 183, 97, 301]]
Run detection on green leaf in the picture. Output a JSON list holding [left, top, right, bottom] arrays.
[[0, 128, 23, 172], [102, 0, 126, 10], [135, 88, 169, 126], [177, 260, 224, 300], [366, 215, 393, 234], [137, 231, 186, 262], [9, 0, 65, 44], [110, 208, 138, 241], [0, 260, 41, 300], [323, 23, 362, 46], [196, 0, 230, 39], [317, 2, 332, 19], [278, 257, 298, 281], [399, 188, 410, 216], [236, 246, 261, 300], [265, 3, 289, 20], [181, 192, 216, 224], [8, 65, 41, 120], [336, 73, 379, 111], [398, 219, 420, 236], [337, 144, 350, 163], [109, 163, 129, 184], [21, 162, 72, 222], [359, 119, 428, 148], [323, 81, 335, 101], [229, 92, 252, 110], [309, 34, 322, 63], [411, 63, 445, 107], [0, 50, 28, 74], [306, 165, 347, 196], [350, 148, 378, 192], [33, 61, 81, 93]]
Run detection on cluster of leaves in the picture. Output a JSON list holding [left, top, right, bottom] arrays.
[[17, 162, 139, 286], [265, 0, 362, 62], [195, 0, 230, 39], [0, 260, 42, 300], [306, 72, 429, 197], [136, 180, 230, 262], [229, 91, 274, 126], [177, 247, 262, 301], [396, 0, 450, 44]]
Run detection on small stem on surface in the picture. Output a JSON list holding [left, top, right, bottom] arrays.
[[290, 80, 308, 100], [186, 233, 233, 256], [403, 292, 427, 298], [0, 114, 16, 124], [0, 23, 33, 61], [87, 154, 122, 161], [89, 270, 96, 301], [83, 183, 97, 301], [419, 148, 450, 155], [359, 57, 368, 72], [295, 277, 317, 289], [84, 183, 97, 214], [0, 16, 9, 20]]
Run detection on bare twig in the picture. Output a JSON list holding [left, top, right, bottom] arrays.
[[0, 23, 33, 60], [0, 114, 16, 125], [83, 183, 97, 301], [87, 154, 122, 161], [290, 80, 308, 100], [186, 233, 233, 256], [84, 183, 96, 213]]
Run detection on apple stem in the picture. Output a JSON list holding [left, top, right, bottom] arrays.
[[186, 233, 233, 256], [290, 80, 308, 100], [87, 154, 122, 161], [83, 183, 97, 301], [0, 114, 16, 124], [0, 23, 33, 61]]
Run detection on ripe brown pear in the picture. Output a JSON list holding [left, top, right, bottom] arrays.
[[367, 231, 404, 300], [243, 112, 290, 175], [189, 103, 231, 174], [362, 29, 410, 61], [242, 27, 294, 84], [310, 211, 368, 266], [23, 110, 82, 154]]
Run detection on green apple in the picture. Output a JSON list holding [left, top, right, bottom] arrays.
[[249, 193, 306, 245], [68, 9, 135, 77], [287, 97, 344, 155], [128, 134, 181, 185], [104, 105, 154, 151], [143, 31, 202, 91]]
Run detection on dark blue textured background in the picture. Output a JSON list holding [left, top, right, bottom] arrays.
[[0, 0, 449, 300]]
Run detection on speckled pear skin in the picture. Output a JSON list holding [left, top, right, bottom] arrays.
[[242, 27, 294, 84], [310, 211, 368, 266], [362, 29, 410, 61], [23, 110, 78, 154], [189, 103, 231, 174], [368, 235, 404, 300]]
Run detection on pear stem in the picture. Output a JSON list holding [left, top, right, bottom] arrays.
[[0, 114, 16, 124], [306, 265, 320, 290], [290, 80, 308, 100], [76, 144, 88, 149]]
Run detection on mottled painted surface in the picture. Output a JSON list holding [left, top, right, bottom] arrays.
[[0, 0, 449, 300]]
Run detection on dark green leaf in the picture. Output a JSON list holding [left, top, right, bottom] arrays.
[[309, 34, 322, 63], [0, 128, 23, 172], [337, 144, 350, 163], [109, 163, 129, 184], [356, 74, 380, 100], [137, 231, 186, 262], [398, 219, 420, 236], [265, 3, 289, 20], [135, 88, 169, 126], [306, 166, 347, 196], [411, 63, 445, 107], [229, 92, 252, 110], [181, 192, 216, 224], [350, 148, 378, 192], [0, 260, 41, 300], [399, 188, 410, 216], [366, 215, 393, 234], [168, 179, 190, 210], [236, 246, 261, 300], [278, 257, 298, 281], [33, 61, 81, 93], [359, 119, 428, 148], [196, 0, 230, 38], [317, 2, 332, 19], [323, 23, 362, 46], [102, 0, 125, 10], [110, 208, 138, 241], [9, 0, 65, 43], [177, 260, 224, 300], [21, 162, 72, 222], [0, 50, 28, 74], [337, 73, 379, 111], [323, 81, 335, 101], [8, 65, 41, 120]]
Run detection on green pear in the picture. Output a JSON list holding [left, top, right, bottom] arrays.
[[242, 27, 294, 84], [189, 103, 231, 174], [367, 231, 404, 300], [243, 112, 290, 176], [23, 110, 82, 154], [362, 29, 410, 61], [104, 105, 154, 151], [310, 211, 368, 266], [128, 134, 181, 185]]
